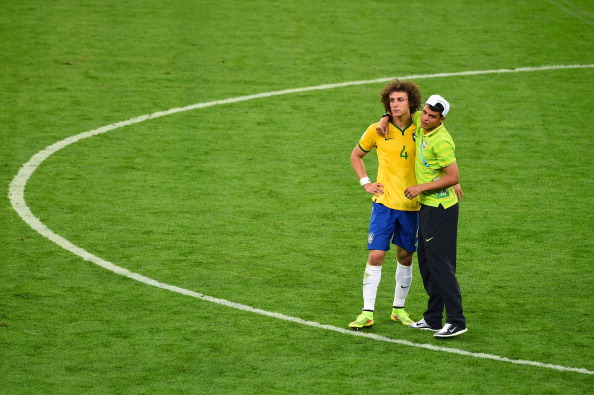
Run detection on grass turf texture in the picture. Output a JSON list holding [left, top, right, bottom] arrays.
[[1, 0, 593, 393]]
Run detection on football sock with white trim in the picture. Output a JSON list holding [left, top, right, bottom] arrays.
[[363, 263, 382, 311], [393, 262, 412, 308]]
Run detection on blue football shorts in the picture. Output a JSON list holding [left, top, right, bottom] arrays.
[[367, 202, 419, 252]]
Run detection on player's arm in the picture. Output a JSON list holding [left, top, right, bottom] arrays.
[[404, 162, 460, 199], [350, 145, 384, 196]]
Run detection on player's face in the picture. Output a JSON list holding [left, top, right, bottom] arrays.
[[388, 91, 410, 118], [420, 105, 444, 132]]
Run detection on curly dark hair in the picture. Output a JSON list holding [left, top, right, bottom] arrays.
[[379, 80, 422, 114]]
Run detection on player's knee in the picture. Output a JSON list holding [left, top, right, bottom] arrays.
[[397, 250, 413, 266], [368, 250, 386, 266]]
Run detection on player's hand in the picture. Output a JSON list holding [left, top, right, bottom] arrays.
[[363, 182, 384, 196], [375, 116, 390, 137], [404, 185, 423, 199], [453, 183, 464, 201]]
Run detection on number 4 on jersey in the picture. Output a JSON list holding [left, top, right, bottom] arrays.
[[400, 146, 408, 159]]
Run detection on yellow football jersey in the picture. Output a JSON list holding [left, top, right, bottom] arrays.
[[358, 121, 419, 211]]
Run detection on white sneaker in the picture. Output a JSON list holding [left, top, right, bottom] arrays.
[[433, 323, 468, 338], [408, 318, 441, 332]]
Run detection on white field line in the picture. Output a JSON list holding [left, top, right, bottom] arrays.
[[8, 64, 594, 376], [543, 0, 594, 27]]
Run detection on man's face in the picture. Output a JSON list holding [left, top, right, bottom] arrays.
[[420, 105, 444, 131], [389, 91, 410, 118]]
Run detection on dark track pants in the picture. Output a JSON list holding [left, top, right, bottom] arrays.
[[417, 203, 466, 328]]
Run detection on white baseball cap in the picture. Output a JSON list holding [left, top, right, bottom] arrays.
[[425, 94, 450, 116]]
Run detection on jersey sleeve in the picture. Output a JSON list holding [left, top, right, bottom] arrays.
[[357, 123, 379, 152]]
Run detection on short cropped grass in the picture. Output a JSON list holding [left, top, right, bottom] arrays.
[[1, 0, 593, 393]]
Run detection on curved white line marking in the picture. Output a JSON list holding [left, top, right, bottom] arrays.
[[8, 64, 594, 376]]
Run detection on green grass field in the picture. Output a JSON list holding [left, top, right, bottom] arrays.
[[1, 0, 593, 393]]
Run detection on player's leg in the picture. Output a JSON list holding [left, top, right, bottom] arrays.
[[409, 205, 443, 330], [349, 203, 393, 329], [426, 204, 467, 338], [395, 247, 413, 304], [390, 211, 418, 325], [349, 249, 385, 329], [363, 249, 386, 310], [390, 247, 414, 325]]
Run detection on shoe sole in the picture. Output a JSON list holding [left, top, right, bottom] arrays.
[[349, 326, 372, 331], [348, 321, 374, 330], [409, 325, 441, 332], [433, 328, 468, 338], [349, 324, 373, 331]]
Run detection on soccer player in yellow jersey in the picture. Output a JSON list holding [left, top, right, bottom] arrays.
[[348, 80, 421, 329]]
